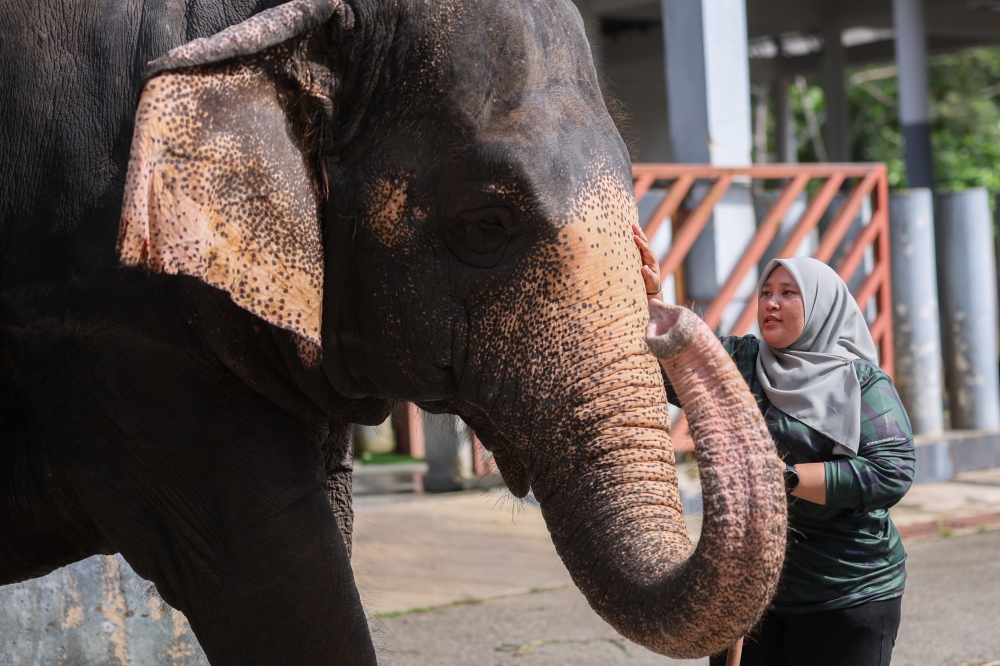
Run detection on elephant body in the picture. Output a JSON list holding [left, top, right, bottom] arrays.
[[0, 0, 786, 663]]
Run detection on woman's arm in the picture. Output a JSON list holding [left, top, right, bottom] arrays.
[[823, 369, 916, 511], [790, 463, 827, 504]]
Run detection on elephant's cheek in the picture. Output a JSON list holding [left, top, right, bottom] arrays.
[[526, 173, 646, 397]]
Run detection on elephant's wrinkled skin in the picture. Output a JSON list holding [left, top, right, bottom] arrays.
[[0, 0, 786, 662]]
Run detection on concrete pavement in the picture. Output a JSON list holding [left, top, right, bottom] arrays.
[[4, 463, 1000, 665], [370, 528, 1000, 666], [893, 529, 1000, 666], [892, 467, 1000, 539], [371, 586, 706, 666], [354, 463, 1000, 666], [354, 488, 705, 666], [352, 489, 573, 616], [352, 488, 705, 616]]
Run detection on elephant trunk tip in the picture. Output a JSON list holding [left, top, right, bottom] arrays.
[[645, 301, 704, 360]]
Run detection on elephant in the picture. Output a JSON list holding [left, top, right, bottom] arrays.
[[0, 0, 787, 663]]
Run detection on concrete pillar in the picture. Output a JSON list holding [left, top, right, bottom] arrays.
[[822, 24, 851, 162], [892, 0, 934, 188], [773, 76, 798, 164], [422, 414, 475, 492], [936, 189, 1000, 430], [661, 0, 756, 332], [753, 83, 769, 163], [889, 189, 945, 435], [662, 0, 751, 165]]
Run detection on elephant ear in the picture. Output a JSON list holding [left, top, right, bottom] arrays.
[[119, 0, 344, 349]]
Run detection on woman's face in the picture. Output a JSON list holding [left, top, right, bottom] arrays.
[[758, 265, 806, 349]]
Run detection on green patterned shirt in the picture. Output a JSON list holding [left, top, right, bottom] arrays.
[[663, 334, 915, 613]]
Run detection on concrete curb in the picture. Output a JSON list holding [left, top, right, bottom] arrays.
[[897, 511, 1000, 540], [913, 429, 1000, 484]]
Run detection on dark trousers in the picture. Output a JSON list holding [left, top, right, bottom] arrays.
[[709, 597, 902, 666]]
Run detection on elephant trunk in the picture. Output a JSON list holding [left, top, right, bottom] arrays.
[[535, 303, 786, 659]]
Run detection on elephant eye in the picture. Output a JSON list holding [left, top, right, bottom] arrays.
[[444, 206, 513, 267]]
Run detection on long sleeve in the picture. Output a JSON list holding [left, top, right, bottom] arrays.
[[823, 365, 916, 511]]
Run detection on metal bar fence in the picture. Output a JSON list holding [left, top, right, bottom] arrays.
[[632, 163, 894, 451]]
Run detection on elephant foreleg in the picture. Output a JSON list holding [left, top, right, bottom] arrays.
[[0, 379, 111, 584], [29, 352, 376, 665], [324, 425, 356, 559]]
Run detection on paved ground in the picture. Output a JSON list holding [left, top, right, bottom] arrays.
[[352, 489, 573, 615], [353, 466, 1000, 666], [354, 489, 704, 666], [893, 529, 1000, 666], [369, 530, 1000, 666], [371, 586, 703, 666], [892, 467, 1000, 530]]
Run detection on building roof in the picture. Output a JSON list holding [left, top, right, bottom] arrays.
[[591, 0, 1000, 81]]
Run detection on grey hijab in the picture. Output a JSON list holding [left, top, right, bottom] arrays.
[[755, 257, 879, 456]]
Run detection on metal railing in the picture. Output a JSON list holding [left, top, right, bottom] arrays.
[[633, 163, 894, 451]]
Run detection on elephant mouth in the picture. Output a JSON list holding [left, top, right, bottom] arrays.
[[471, 427, 530, 498], [419, 399, 532, 498]]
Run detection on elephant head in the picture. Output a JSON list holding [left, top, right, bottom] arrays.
[[118, 0, 786, 657]]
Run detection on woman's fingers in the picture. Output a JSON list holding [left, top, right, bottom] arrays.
[[632, 223, 656, 263], [633, 233, 656, 265], [632, 221, 649, 244], [632, 222, 662, 298]]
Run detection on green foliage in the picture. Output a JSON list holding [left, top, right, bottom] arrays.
[[794, 79, 831, 164], [927, 47, 1000, 194], [848, 68, 906, 187], [849, 47, 1000, 192], [357, 451, 423, 465], [764, 46, 1000, 193]]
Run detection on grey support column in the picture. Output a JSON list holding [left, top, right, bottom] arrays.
[[822, 24, 850, 162], [935, 189, 1000, 430], [662, 0, 710, 165], [773, 76, 797, 164], [889, 189, 944, 435], [662, 0, 751, 166], [422, 414, 474, 492], [661, 0, 756, 331], [892, 0, 934, 188], [753, 83, 770, 164]]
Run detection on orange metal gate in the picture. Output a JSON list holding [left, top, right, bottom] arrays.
[[391, 163, 894, 463], [633, 163, 893, 451]]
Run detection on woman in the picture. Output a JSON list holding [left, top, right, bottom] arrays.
[[634, 224, 915, 666]]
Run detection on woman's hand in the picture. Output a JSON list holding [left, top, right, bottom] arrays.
[[633, 222, 662, 302]]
